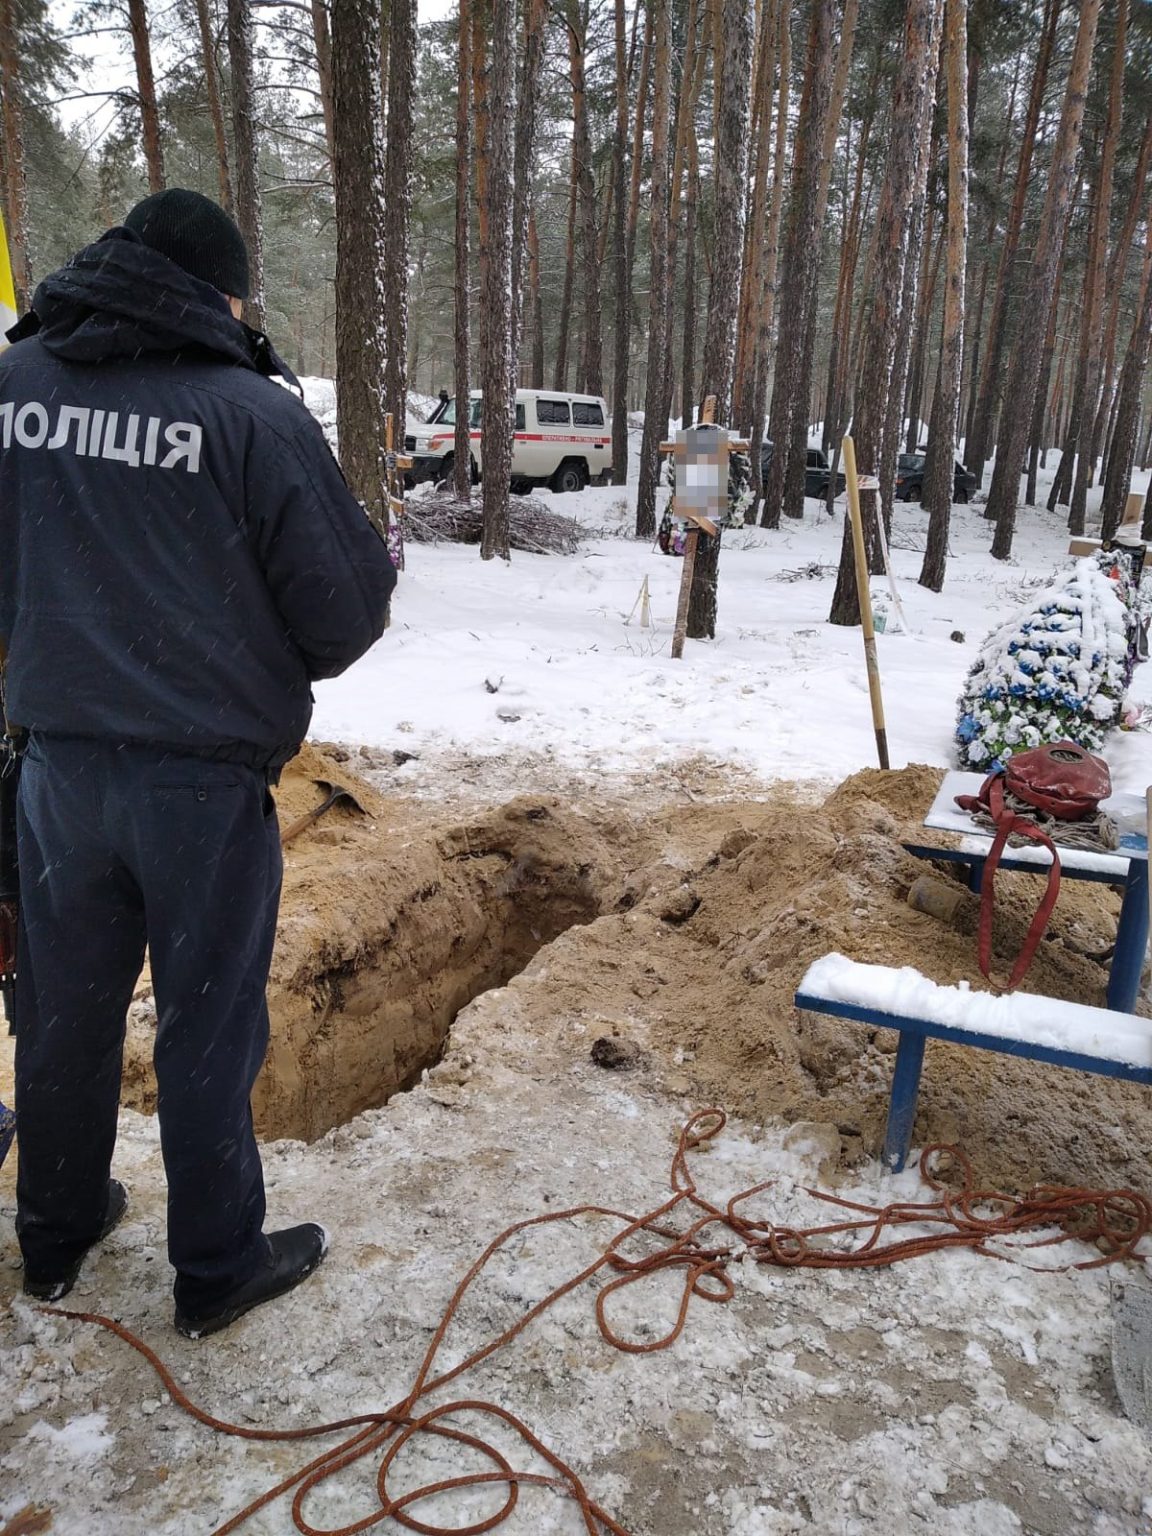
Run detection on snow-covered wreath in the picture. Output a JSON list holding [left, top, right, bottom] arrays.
[[955, 554, 1142, 770]]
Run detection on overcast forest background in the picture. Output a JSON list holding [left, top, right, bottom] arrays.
[[2, 0, 1151, 615]]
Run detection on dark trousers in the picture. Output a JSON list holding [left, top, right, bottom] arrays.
[[14, 735, 282, 1311]]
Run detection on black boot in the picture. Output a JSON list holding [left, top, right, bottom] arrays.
[[22, 1179, 129, 1302], [173, 1223, 329, 1339]]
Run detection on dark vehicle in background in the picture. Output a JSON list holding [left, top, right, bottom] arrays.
[[758, 440, 847, 499], [895, 451, 977, 503]]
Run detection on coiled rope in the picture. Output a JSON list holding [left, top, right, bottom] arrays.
[[46, 1108, 1152, 1535]]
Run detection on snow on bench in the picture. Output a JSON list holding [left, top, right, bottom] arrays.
[[794, 953, 1152, 1171]]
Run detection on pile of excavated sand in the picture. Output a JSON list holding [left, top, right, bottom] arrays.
[[100, 753, 1152, 1191]]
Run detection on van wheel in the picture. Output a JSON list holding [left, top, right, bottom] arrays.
[[436, 453, 454, 486], [551, 461, 586, 495]]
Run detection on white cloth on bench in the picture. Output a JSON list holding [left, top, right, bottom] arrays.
[[797, 954, 1152, 1072]]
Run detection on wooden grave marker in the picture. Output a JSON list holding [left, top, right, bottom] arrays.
[[659, 395, 749, 660]]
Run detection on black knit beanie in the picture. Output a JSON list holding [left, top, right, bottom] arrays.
[[123, 188, 250, 300]]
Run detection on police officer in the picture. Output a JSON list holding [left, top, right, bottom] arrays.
[[0, 189, 396, 1336]]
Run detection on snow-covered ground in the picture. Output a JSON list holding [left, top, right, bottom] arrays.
[[6, 403, 1152, 1534], [306, 418, 1152, 801]]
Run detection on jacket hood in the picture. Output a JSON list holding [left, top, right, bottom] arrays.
[[7, 227, 299, 388]]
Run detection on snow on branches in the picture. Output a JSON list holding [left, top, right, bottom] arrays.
[[955, 555, 1140, 770]]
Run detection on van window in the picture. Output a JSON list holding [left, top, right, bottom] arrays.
[[572, 401, 605, 427], [536, 398, 571, 425], [437, 398, 483, 427], [515, 404, 525, 431]]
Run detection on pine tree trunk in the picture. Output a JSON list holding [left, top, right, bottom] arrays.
[[1087, 107, 1152, 479], [733, 0, 778, 435], [568, 0, 604, 398], [752, 0, 791, 521], [920, 0, 968, 593], [227, 0, 266, 329], [680, 135, 699, 430], [453, 0, 473, 502], [761, 0, 836, 530], [1068, 0, 1126, 538], [829, 0, 940, 625], [610, 0, 630, 483], [624, 0, 652, 328], [382, 0, 416, 439], [0, 0, 30, 310], [881, 31, 943, 546], [786, 0, 859, 516], [1101, 220, 1152, 537], [528, 208, 545, 391], [687, 0, 753, 641], [987, 0, 1102, 559], [964, 0, 1059, 486], [194, 0, 232, 210], [661, 0, 703, 431], [331, 0, 389, 534], [635, 0, 672, 541], [511, 0, 547, 376], [478, 0, 515, 560], [960, 56, 1020, 453], [554, 152, 578, 391], [472, 0, 489, 249], [310, 0, 336, 167], [128, 0, 165, 194]]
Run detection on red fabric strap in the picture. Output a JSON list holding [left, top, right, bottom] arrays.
[[978, 776, 1062, 991]]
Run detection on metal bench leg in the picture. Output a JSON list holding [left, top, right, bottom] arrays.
[[883, 1032, 926, 1173], [1108, 858, 1149, 1013], [967, 857, 985, 894]]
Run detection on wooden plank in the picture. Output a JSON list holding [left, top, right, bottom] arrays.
[[671, 527, 699, 661]]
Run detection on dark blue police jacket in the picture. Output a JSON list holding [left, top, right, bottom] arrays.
[[0, 227, 396, 769]]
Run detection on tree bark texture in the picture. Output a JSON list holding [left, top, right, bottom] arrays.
[[382, 0, 416, 440], [511, 0, 547, 388], [829, 0, 940, 625], [964, 0, 1058, 485], [453, 0, 473, 501], [611, 0, 630, 483], [752, 0, 791, 521], [194, 0, 232, 210], [762, 0, 835, 530], [554, 151, 577, 391], [920, 0, 969, 593], [310, 0, 336, 167], [331, 0, 389, 534], [478, 0, 515, 560], [1100, 218, 1152, 537], [987, 0, 1102, 559], [1068, 0, 1127, 538], [227, 0, 266, 329], [635, 0, 672, 541], [687, 0, 753, 642], [568, 0, 604, 398], [128, 0, 165, 194], [0, 0, 30, 309]]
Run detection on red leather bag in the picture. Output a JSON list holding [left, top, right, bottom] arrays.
[[954, 743, 1111, 991]]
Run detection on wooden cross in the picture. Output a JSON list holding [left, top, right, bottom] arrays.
[[659, 395, 750, 659]]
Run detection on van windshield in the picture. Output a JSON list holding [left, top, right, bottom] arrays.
[[438, 398, 483, 427]]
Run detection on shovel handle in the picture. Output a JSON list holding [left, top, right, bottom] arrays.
[[280, 786, 344, 846]]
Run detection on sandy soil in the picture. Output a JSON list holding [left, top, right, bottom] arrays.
[[4, 755, 1152, 1536]]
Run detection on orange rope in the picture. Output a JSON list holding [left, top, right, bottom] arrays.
[[45, 1109, 1152, 1534]]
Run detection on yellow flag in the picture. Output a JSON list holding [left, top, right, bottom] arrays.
[[0, 207, 16, 348]]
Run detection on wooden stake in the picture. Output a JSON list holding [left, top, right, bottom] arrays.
[[671, 530, 699, 659], [640, 574, 651, 628], [843, 434, 890, 769]]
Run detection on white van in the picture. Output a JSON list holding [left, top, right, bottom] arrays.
[[406, 389, 613, 493]]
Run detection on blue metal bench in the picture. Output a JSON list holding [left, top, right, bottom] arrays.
[[794, 954, 1152, 1173]]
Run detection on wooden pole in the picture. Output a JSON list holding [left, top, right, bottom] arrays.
[[843, 434, 890, 768]]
